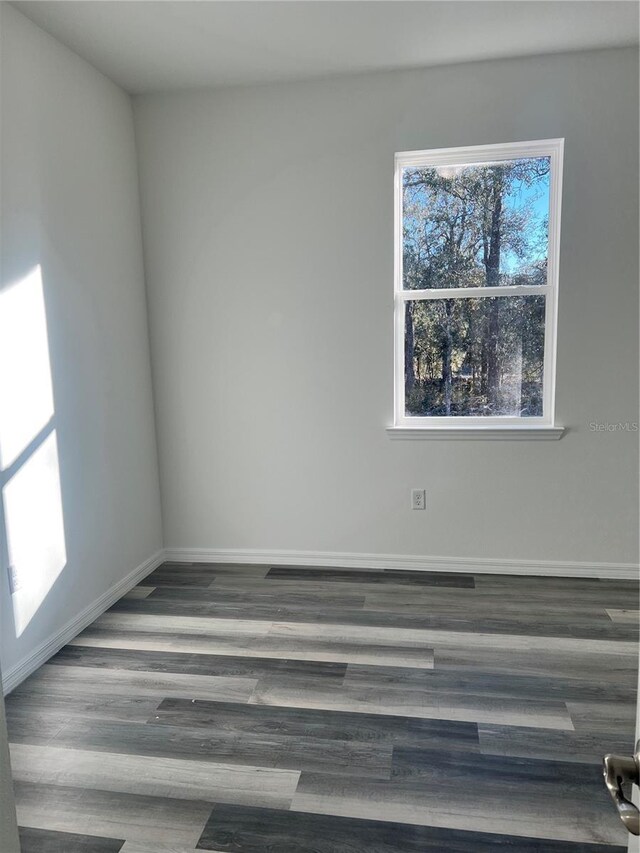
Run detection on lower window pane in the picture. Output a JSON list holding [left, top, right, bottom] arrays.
[[404, 295, 545, 417]]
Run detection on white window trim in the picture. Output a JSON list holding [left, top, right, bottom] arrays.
[[390, 138, 565, 440]]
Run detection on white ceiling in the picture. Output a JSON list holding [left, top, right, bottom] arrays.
[[11, 1, 640, 95]]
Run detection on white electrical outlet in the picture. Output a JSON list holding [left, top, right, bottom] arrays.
[[411, 489, 426, 510]]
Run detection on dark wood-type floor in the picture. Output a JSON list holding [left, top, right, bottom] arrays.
[[5, 563, 639, 852]]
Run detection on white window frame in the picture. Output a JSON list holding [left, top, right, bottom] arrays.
[[390, 138, 565, 440]]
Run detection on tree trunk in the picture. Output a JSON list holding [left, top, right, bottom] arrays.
[[442, 300, 453, 415], [486, 300, 500, 409], [404, 302, 416, 393], [480, 340, 488, 397], [483, 172, 503, 409]]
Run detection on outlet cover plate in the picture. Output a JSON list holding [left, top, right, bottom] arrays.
[[411, 489, 426, 510]]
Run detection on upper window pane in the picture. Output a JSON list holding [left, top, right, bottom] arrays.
[[402, 157, 550, 290]]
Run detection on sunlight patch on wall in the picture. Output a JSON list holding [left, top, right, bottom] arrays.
[[3, 432, 66, 637], [0, 265, 67, 637], [0, 266, 55, 469]]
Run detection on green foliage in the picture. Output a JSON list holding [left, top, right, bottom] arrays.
[[405, 297, 544, 417]]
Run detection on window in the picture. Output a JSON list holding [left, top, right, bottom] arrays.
[[392, 139, 564, 437]]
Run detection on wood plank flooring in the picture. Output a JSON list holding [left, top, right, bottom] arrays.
[[5, 563, 639, 852]]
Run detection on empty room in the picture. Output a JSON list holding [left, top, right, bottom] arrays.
[[0, 1, 639, 851]]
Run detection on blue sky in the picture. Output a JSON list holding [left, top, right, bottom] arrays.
[[501, 166, 549, 274]]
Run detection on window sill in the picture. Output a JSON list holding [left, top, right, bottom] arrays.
[[386, 426, 566, 440]]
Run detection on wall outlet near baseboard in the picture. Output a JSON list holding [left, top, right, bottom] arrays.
[[411, 489, 426, 510]]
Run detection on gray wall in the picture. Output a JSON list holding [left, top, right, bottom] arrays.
[[134, 47, 638, 570], [0, 6, 163, 679]]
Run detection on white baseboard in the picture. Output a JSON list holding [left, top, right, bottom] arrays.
[[1, 548, 164, 696], [164, 547, 639, 581]]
